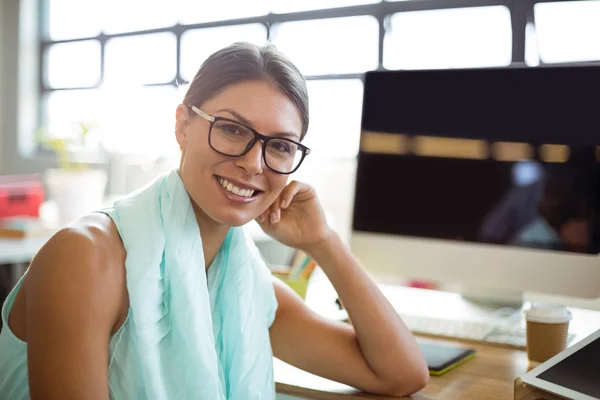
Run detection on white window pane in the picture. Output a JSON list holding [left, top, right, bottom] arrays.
[[534, 1, 600, 64], [525, 22, 540, 67], [181, 25, 267, 81], [273, 0, 379, 14], [303, 79, 363, 159], [271, 17, 379, 76], [104, 33, 177, 85], [99, 86, 180, 157], [47, 41, 101, 88], [178, 0, 270, 24], [101, 0, 178, 34], [384, 6, 513, 70], [46, 90, 102, 141], [49, 0, 101, 40]]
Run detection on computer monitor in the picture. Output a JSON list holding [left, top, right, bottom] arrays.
[[350, 65, 600, 302]]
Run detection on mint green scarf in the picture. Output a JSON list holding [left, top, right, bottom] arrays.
[[107, 169, 278, 399]]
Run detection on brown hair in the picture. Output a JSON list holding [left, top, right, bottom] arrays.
[[183, 42, 309, 140]]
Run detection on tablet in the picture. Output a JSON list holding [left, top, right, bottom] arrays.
[[522, 328, 600, 400]]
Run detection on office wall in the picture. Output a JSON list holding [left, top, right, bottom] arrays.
[[0, 0, 18, 176], [0, 2, 5, 175], [1, 0, 57, 177]]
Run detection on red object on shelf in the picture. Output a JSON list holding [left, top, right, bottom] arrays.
[[0, 175, 45, 219], [407, 280, 438, 290]]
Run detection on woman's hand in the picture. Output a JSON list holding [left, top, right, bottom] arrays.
[[256, 181, 333, 253]]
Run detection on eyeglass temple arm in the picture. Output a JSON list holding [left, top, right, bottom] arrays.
[[190, 105, 215, 123]]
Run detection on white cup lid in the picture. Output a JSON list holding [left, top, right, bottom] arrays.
[[524, 303, 572, 324]]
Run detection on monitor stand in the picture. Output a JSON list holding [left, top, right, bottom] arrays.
[[458, 285, 525, 310]]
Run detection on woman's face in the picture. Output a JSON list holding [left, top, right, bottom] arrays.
[[175, 80, 303, 227]]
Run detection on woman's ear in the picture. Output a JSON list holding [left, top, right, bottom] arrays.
[[175, 104, 191, 150]]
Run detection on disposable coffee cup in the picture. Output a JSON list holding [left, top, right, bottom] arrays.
[[524, 303, 572, 363]]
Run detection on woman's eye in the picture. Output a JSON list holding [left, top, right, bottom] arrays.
[[273, 142, 292, 154], [224, 125, 242, 135]]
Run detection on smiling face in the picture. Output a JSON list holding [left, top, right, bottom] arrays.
[[175, 80, 303, 227]]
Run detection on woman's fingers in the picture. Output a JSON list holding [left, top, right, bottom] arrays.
[[280, 181, 304, 209], [270, 196, 281, 224], [256, 212, 267, 223], [258, 181, 309, 225]]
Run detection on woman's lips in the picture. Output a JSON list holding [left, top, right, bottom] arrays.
[[214, 176, 261, 204]]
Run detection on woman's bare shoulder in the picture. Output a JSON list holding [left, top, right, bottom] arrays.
[[12, 213, 129, 340], [32, 212, 126, 271], [27, 212, 127, 304]]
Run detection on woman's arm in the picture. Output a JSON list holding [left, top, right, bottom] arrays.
[[261, 182, 429, 397], [270, 233, 429, 397], [313, 233, 429, 393], [24, 214, 126, 400]]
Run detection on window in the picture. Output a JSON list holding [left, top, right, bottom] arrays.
[[178, 0, 271, 24], [100, 0, 177, 34], [384, 6, 513, 70], [271, 16, 379, 76], [99, 86, 181, 158], [534, 1, 600, 64], [46, 90, 102, 140], [48, 0, 102, 40], [38, 0, 596, 161], [180, 24, 268, 81], [46, 41, 101, 88], [305, 79, 364, 159], [104, 33, 177, 85]]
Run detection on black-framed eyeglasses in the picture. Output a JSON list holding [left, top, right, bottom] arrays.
[[189, 105, 310, 175]]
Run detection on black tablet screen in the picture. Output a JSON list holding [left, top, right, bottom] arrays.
[[537, 336, 600, 397]]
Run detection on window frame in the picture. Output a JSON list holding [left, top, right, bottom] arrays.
[[39, 0, 527, 91], [4, 0, 596, 176]]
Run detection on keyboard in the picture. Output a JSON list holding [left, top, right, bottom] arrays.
[[397, 313, 575, 349]]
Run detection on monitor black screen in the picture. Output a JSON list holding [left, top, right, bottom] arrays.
[[355, 66, 600, 254]]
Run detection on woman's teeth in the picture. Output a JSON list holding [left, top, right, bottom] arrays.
[[218, 177, 255, 197]]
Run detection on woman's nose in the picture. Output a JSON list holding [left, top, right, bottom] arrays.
[[234, 140, 264, 175]]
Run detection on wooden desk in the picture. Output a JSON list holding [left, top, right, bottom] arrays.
[[275, 337, 531, 400], [275, 269, 600, 399]]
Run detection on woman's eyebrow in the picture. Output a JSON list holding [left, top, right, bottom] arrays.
[[216, 108, 301, 140], [216, 108, 253, 126], [272, 131, 301, 140]]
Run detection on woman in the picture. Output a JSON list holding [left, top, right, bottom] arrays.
[[0, 42, 428, 399]]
